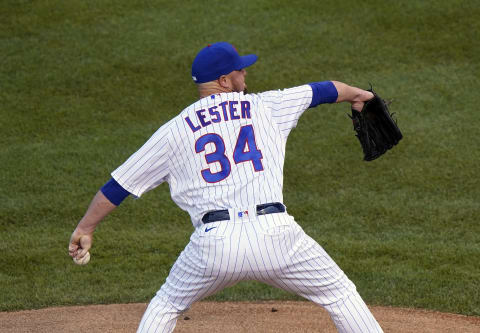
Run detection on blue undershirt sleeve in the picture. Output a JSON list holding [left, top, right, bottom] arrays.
[[100, 178, 131, 206], [308, 81, 338, 108]]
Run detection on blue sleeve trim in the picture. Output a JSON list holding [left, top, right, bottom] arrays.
[[100, 178, 131, 206], [308, 81, 338, 108]]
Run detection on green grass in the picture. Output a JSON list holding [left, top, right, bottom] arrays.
[[1, 0, 479, 316]]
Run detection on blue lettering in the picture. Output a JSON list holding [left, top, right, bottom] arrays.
[[185, 116, 201, 133], [229, 101, 240, 120], [196, 109, 211, 127], [219, 101, 229, 121], [241, 101, 251, 119], [190, 100, 252, 134], [208, 106, 221, 123]]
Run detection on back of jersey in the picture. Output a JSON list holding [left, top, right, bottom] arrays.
[[168, 91, 285, 226], [112, 86, 314, 227]]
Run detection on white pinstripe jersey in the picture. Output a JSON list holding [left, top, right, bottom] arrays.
[[112, 85, 314, 228]]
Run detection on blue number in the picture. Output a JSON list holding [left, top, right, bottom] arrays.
[[233, 125, 264, 171], [195, 133, 231, 183], [195, 125, 263, 183]]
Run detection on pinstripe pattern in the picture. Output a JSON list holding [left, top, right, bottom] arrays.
[[137, 212, 382, 332], [112, 86, 312, 228], [113, 84, 382, 332]]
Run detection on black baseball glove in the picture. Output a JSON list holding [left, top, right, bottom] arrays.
[[350, 87, 402, 161]]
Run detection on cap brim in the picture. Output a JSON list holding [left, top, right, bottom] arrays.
[[238, 54, 258, 70]]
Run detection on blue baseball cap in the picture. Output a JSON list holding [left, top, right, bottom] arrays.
[[191, 42, 258, 83]]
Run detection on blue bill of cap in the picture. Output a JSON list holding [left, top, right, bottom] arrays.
[[238, 54, 258, 70]]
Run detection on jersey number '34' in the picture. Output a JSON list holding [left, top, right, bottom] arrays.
[[195, 125, 264, 183]]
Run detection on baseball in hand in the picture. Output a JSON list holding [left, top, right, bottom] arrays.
[[73, 251, 90, 265]]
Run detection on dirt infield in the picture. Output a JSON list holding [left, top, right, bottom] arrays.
[[1, 301, 480, 333]]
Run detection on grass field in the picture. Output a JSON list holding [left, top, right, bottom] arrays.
[[1, 0, 479, 316]]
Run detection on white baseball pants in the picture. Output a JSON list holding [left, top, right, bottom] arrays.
[[137, 209, 383, 333]]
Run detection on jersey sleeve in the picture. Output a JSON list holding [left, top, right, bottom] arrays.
[[111, 122, 172, 198], [257, 85, 315, 138]]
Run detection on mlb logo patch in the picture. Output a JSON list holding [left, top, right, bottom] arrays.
[[238, 210, 249, 218]]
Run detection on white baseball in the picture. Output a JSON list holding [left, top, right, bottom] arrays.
[[73, 251, 90, 265]]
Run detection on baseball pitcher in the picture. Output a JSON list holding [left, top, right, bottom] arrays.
[[69, 42, 383, 332]]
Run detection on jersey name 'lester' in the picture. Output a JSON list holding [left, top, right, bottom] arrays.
[[185, 100, 251, 132]]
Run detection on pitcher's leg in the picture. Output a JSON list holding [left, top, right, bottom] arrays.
[[137, 293, 181, 333], [322, 282, 382, 333], [283, 234, 382, 333], [136, 241, 210, 333], [137, 224, 245, 333], [252, 218, 382, 333]]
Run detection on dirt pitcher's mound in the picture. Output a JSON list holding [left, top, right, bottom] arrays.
[[1, 301, 479, 333]]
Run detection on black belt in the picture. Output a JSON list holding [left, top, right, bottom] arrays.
[[202, 202, 285, 224]]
